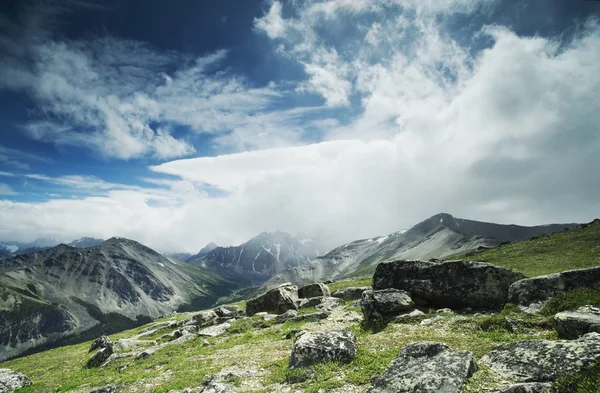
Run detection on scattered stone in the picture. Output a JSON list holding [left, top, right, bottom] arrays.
[[214, 305, 244, 319], [289, 331, 357, 369], [481, 332, 600, 382], [298, 283, 331, 298], [198, 322, 231, 337], [0, 369, 32, 392], [289, 311, 330, 323], [298, 296, 324, 309], [491, 383, 554, 393], [315, 297, 345, 312], [436, 308, 454, 314], [366, 341, 476, 393], [90, 385, 119, 393], [508, 266, 600, 309], [331, 286, 371, 301], [261, 313, 278, 321], [420, 315, 445, 325], [113, 338, 157, 351], [85, 343, 114, 368], [192, 310, 220, 327], [276, 309, 299, 323], [554, 305, 600, 339], [89, 335, 112, 352], [246, 285, 299, 316], [202, 339, 211, 346], [392, 309, 426, 322], [201, 381, 236, 393], [373, 260, 525, 309], [361, 288, 414, 327]]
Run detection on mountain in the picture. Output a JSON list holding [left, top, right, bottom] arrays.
[[262, 213, 579, 289], [189, 242, 219, 260], [67, 237, 104, 248], [0, 237, 251, 361], [166, 252, 193, 261], [187, 231, 323, 282]]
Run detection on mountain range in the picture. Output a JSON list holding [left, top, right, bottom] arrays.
[[261, 213, 578, 290], [0, 237, 250, 361], [0, 237, 105, 257]]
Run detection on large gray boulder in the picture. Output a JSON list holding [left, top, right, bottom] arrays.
[[509, 266, 600, 309], [0, 369, 32, 392], [553, 305, 600, 339], [298, 283, 330, 298], [246, 285, 299, 316], [89, 335, 112, 352], [192, 310, 220, 327], [298, 296, 325, 309], [85, 343, 114, 368], [361, 289, 414, 327], [373, 260, 525, 309], [332, 286, 371, 301], [491, 383, 553, 393], [366, 342, 477, 393], [315, 297, 345, 312], [289, 330, 357, 369], [481, 332, 600, 382]]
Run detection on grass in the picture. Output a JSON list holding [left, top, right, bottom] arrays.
[[453, 221, 600, 277], [539, 288, 600, 316], [555, 360, 600, 393], [328, 277, 372, 293]]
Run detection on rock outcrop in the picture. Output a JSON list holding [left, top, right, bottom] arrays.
[[289, 331, 357, 369], [298, 297, 325, 309], [315, 297, 344, 312], [0, 369, 32, 392], [366, 342, 476, 393], [481, 332, 600, 382], [491, 383, 553, 393], [89, 335, 112, 352], [361, 289, 415, 327], [509, 266, 600, 309], [85, 343, 114, 368], [298, 283, 330, 298], [553, 305, 600, 339], [331, 286, 371, 301], [246, 285, 299, 316], [373, 260, 525, 309]]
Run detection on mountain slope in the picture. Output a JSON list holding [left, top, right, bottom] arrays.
[[0, 237, 251, 361], [262, 213, 578, 289], [187, 231, 322, 281], [187, 242, 219, 261]]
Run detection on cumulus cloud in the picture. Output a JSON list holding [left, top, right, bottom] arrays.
[[0, 0, 598, 252]]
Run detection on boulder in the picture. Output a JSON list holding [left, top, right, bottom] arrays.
[[289, 330, 357, 368], [201, 382, 236, 393], [373, 260, 525, 309], [85, 343, 114, 368], [275, 309, 299, 323], [554, 305, 600, 339], [89, 335, 112, 352], [332, 286, 371, 301], [298, 296, 324, 309], [361, 289, 414, 327], [366, 342, 476, 393], [192, 310, 219, 327], [491, 383, 554, 393], [90, 385, 119, 393], [246, 285, 299, 316], [214, 305, 244, 319], [509, 267, 600, 309], [481, 332, 600, 382], [315, 297, 345, 312], [298, 283, 330, 298], [198, 322, 231, 337], [0, 369, 32, 392]]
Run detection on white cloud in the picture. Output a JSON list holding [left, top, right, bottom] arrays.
[[0, 183, 16, 195]]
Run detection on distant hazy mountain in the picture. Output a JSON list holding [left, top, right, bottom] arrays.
[[187, 231, 323, 282], [188, 242, 219, 261], [68, 237, 104, 248], [0, 237, 251, 361], [262, 213, 578, 290], [0, 237, 104, 258], [166, 252, 193, 261]]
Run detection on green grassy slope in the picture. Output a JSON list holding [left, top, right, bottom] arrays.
[[453, 220, 600, 277]]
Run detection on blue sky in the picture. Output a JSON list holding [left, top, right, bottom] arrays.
[[0, 0, 599, 252]]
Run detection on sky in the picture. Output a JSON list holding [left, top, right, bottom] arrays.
[[0, 0, 599, 252]]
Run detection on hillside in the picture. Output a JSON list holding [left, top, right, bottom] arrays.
[[453, 219, 600, 277], [0, 238, 251, 361], [262, 213, 578, 290]]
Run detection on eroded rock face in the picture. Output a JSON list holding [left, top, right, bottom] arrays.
[[0, 369, 32, 392], [331, 286, 371, 301], [85, 343, 114, 368], [289, 330, 357, 369], [366, 341, 476, 393], [192, 310, 220, 327], [373, 260, 525, 309], [554, 305, 600, 339], [298, 283, 330, 298], [298, 296, 324, 309], [246, 285, 299, 316], [89, 335, 112, 353], [481, 333, 600, 382], [491, 383, 554, 393], [509, 267, 600, 309], [361, 289, 414, 327]]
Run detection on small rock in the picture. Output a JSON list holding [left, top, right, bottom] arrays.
[[361, 288, 414, 327], [553, 305, 600, 339], [202, 339, 211, 346], [276, 309, 299, 323], [298, 283, 331, 298], [90, 385, 119, 393], [0, 369, 32, 392], [289, 330, 357, 368], [366, 342, 476, 393], [481, 332, 600, 382], [420, 315, 444, 325], [198, 322, 231, 337], [192, 310, 220, 327], [246, 285, 299, 316], [331, 286, 371, 301], [89, 335, 112, 352], [298, 297, 324, 309], [85, 343, 114, 368], [201, 381, 236, 393], [289, 311, 330, 323], [491, 382, 554, 393], [436, 308, 454, 314], [392, 309, 426, 322], [315, 297, 345, 312]]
